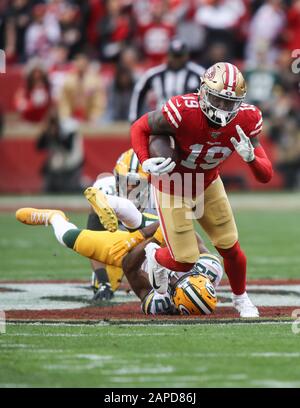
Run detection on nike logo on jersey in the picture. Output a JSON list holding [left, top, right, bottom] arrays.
[[206, 141, 221, 145], [211, 132, 222, 139], [176, 100, 182, 107], [152, 274, 161, 290]]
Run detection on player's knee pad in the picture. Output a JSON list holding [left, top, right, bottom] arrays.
[[171, 207, 193, 233], [206, 197, 232, 226], [205, 197, 238, 249], [213, 231, 238, 249]]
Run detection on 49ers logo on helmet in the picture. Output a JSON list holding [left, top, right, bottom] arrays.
[[205, 66, 216, 80]]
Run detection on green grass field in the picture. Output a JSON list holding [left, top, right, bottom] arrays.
[[1, 323, 300, 388], [1, 193, 300, 388], [1, 206, 299, 281]]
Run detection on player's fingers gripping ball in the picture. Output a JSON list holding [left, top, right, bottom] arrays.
[[109, 230, 145, 260]]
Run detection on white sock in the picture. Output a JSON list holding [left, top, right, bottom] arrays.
[[50, 214, 77, 246], [106, 195, 142, 229]]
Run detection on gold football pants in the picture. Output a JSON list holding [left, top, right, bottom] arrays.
[[73, 229, 130, 268], [155, 176, 238, 262]]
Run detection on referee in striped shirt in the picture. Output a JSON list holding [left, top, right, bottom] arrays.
[[129, 39, 205, 123]]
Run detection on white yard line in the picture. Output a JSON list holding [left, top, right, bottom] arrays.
[[2, 331, 181, 337]]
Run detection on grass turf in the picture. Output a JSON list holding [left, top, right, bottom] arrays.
[[0, 208, 299, 281], [0, 323, 300, 388], [1, 196, 300, 388]]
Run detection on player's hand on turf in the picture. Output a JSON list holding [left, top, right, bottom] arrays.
[[230, 125, 255, 162], [142, 157, 176, 176], [109, 230, 145, 261], [93, 282, 114, 301]]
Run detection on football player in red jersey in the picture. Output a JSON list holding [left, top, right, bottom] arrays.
[[131, 62, 273, 318]]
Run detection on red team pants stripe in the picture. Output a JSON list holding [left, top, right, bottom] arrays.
[[153, 187, 175, 259]]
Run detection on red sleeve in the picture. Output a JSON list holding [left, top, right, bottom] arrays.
[[162, 96, 184, 130], [245, 106, 263, 139], [248, 145, 273, 184], [131, 95, 186, 163], [130, 113, 151, 164]]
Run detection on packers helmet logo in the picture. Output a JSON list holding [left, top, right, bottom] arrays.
[[205, 281, 216, 298], [172, 273, 217, 315]]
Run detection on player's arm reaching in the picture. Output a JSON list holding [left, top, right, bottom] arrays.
[[230, 125, 273, 184], [108, 221, 164, 261], [121, 228, 210, 301], [131, 110, 176, 176]]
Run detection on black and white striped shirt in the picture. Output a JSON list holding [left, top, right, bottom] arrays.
[[129, 61, 205, 123]]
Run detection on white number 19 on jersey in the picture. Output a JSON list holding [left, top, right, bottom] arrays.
[[181, 144, 232, 170]]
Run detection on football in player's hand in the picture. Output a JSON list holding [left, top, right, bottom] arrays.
[[149, 135, 179, 162]]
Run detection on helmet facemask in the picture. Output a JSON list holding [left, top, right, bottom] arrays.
[[113, 149, 150, 211], [199, 83, 244, 127]]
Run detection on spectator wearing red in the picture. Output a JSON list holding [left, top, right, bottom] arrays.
[[137, 0, 175, 65], [98, 0, 134, 62], [48, 43, 72, 102], [14, 59, 52, 123], [87, 0, 106, 47], [285, 0, 300, 51]]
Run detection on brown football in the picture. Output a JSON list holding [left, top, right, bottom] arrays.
[[149, 135, 179, 162]]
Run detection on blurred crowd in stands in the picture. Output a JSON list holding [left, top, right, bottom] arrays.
[[0, 0, 300, 189]]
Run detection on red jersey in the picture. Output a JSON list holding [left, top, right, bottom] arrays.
[[138, 22, 175, 65], [161, 93, 262, 194]]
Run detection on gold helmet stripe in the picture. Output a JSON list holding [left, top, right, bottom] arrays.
[[187, 284, 213, 314], [183, 286, 207, 315]]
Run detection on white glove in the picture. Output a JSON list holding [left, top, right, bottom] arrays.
[[142, 157, 176, 176], [230, 125, 255, 162]]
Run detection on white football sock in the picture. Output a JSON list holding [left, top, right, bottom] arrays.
[[50, 214, 77, 246], [106, 195, 142, 229]]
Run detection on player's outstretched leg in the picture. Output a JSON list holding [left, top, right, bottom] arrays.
[[155, 247, 194, 272], [16, 207, 67, 226], [84, 187, 118, 232], [16, 207, 78, 246], [85, 186, 143, 231], [16, 207, 129, 267], [216, 242, 259, 318]]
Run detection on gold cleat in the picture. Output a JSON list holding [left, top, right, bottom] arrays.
[[84, 187, 118, 232], [16, 208, 67, 226]]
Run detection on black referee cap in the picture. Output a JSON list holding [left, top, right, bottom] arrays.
[[169, 39, 188, 56]]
